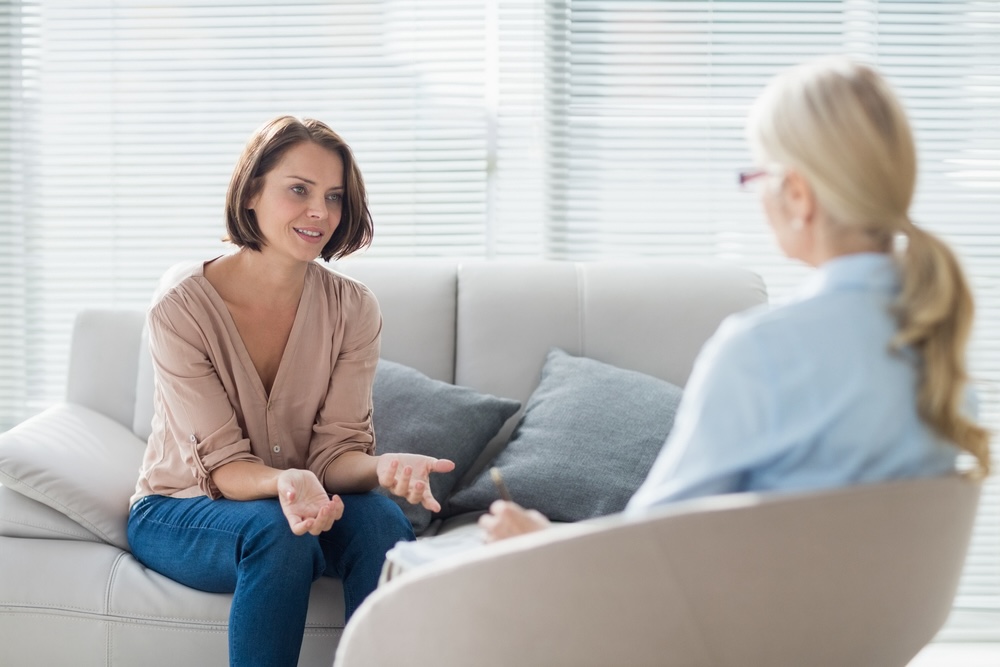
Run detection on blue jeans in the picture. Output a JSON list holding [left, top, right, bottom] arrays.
[[127, 492, 413, 667]]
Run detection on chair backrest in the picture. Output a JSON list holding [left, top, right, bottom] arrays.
[[335, 476, 981, 667]]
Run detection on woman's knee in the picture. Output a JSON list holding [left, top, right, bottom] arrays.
[[380, 496, 416, 543], [241, 501, 326, 577], [347, 493, 415, 549]]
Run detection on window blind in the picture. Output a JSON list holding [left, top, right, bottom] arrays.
[[6, 0, 494, 417], [0, 1, 27, 431], [0, 0, 997, 639]]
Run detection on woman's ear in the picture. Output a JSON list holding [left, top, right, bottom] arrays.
[[781, 169, 817, 226]]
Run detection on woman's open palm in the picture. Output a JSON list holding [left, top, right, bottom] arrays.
[[376, 453, 456, 512], [277, 469, 343, 536]]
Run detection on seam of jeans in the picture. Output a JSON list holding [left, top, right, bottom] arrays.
[[137, 508, 248, 540]]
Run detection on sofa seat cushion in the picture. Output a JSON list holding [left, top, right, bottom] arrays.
[[372, 360, 520, 534], [449, 349, 683, 522], [0, 536, 343, 666], [0, 403, 146, 550]]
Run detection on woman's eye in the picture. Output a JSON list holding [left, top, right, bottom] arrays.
[[326, 193, 342, 203], [291, 185, 306, 195]]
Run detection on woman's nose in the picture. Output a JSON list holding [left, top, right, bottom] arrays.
[[307, 196, 328, 219]]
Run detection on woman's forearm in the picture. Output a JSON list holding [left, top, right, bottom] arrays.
[[212, 454, 381, 500], [323, 451, 380, 494], [210, 461, 283, 500]]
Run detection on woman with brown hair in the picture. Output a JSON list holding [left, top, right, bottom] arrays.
[[127, 116, 453, 666]]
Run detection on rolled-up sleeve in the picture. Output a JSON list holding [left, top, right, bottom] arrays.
[[306, 283, 382, 483], [148, 297, 263, 498]]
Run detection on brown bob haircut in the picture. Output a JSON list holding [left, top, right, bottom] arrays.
[[224, 115, 373, 261]]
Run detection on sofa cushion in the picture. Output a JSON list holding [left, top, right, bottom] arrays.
[[372, 360, 521, 534], [0, 403, 146, 550], [448, 349, 683, 522], [0, 484, 104, 543]]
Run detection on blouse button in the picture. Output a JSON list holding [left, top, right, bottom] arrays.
[[273, 444, 281, 453], [189, 434, 196, 443]]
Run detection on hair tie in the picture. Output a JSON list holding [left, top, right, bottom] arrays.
[[898, 216, 918, 234]]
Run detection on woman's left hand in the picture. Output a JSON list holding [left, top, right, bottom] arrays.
[[376, 454, 456, 512]]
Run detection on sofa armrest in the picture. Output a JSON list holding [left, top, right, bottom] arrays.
[[335, 477, 979, 667], [0, 403, 146, 550]]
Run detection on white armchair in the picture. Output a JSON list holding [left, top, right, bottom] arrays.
[[335, 475, 980, 667]]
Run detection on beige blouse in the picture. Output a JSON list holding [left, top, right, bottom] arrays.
[[131, 260, 381, 506]]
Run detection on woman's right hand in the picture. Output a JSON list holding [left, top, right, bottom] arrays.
[[277, 469, 344, 536], [478, 500, 551, 543]]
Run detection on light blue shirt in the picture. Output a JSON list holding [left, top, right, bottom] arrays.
[[626, 253, 959, 514]]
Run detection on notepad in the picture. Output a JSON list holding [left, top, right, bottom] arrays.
[[380, 526, 487, 584]]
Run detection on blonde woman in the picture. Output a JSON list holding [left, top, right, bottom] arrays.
[[481, 57, 990, 541]]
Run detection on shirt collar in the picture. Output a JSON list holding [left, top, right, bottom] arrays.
[[797, 252, 899, 299]]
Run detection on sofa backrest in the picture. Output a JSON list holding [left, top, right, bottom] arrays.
[[67, 309, 147, 433], [448, 260, 766, 407], [69, 259, 766, 442]]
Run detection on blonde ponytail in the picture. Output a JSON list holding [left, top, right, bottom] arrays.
[[894, 221, 991, 475]]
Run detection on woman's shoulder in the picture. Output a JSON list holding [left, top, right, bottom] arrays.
[[307, 261, 378, 309], [148, 259, 218, 321], [307, 262, 382, 345], [708, 297, 825, 361], [713, 301, 783, 344]]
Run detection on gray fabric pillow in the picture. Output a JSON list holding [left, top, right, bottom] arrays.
[[448, 349, 683, 522], [372, 359, 521, 534]]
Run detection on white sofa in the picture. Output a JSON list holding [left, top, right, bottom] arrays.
[[0, 259, 766, 665], [0, 259, 977, 666]]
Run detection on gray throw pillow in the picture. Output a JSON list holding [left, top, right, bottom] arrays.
[[448, 349, 683, 522], [372, 359, 521, 534]]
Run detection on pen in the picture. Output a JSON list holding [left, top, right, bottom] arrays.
[[490, 467, 512, 501]]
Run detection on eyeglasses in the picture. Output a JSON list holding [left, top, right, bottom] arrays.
[[737, 166, 784, 192]]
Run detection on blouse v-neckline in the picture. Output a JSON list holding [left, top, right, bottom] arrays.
[[197, 260, 312, 402]]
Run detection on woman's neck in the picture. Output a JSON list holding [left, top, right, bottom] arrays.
[[807, 217, 892, 267], [210, 249, 308, 309]]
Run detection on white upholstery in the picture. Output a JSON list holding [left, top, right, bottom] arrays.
[[334, 259, 459, 383], [0, 403, 146, 549], [0, 484, 101, 543], [66, 309, 146, 433], [0, 258, 783, 666], [452, 260, 767, 405], [1, 537, 343, 666]]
